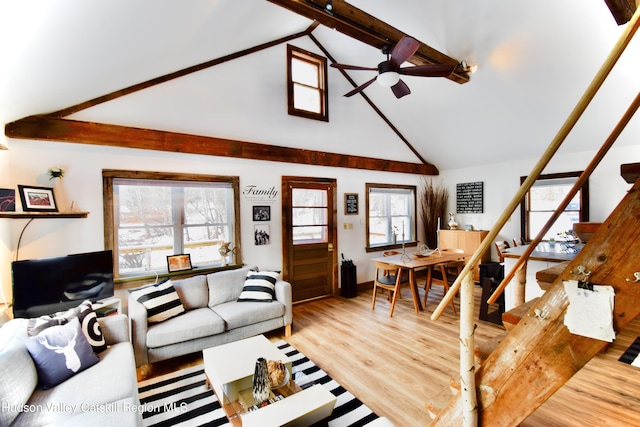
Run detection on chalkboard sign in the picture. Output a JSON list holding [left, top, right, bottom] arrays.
[[345, 193, 358, 215], [456, 182, 484, 213]]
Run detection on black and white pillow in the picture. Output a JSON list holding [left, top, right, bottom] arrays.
[[237, 271, 279, 302], [25, 318, 100, 389], [27, 300, 107, 353], [129, 279, 185, 323]]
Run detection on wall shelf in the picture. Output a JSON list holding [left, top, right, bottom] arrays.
[[0, 211, 89, 219], [1, 211, 90, 260]]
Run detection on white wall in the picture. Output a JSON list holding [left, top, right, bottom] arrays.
[[0, 147, 9, 305], [440, 144, 639, 261], [0, 138, 424, 301], [2, 138, 637, 304]]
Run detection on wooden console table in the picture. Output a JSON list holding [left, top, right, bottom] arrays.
[[438, 229, 490, 282]]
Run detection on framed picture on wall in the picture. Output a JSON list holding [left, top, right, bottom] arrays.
[[167, 254, 192, 273], [254, 224, 270, 245], [345, 193, 358, 215], [18, 185, 58, 212], [253, 205, 271, 221]]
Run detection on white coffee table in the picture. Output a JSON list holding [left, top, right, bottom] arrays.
[[203, 335, 336, 427]]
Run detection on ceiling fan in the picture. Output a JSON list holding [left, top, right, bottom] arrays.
[[331, 36, 457, 99]]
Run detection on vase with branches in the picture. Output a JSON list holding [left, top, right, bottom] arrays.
[[420, 178, 449, 249]]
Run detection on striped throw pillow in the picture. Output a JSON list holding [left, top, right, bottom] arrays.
[[130, 279, 185, 323], [237, 271, 279, 302]]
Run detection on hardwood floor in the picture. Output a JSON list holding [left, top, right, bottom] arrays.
[[139, 283, 640, 426]]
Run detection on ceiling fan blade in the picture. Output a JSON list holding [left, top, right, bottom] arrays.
[[398, 64, 457, 77], [390, 36, 420, 67], [344, 76, 378, 97], [331, 63, 377, 71], [391, 79, 411, 99]]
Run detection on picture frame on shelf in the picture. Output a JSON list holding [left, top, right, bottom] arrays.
[[253, 205, 271, 221], [167, 254, 192, 273], [0, 188, 16, 212], [18, 185, 58, 212]]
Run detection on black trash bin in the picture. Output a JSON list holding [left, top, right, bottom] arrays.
[[340, 255, 357, 298], [478, 262, 505, 324]]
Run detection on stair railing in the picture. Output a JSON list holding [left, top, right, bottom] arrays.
[[431, 7, 640, 322], [429, 8, 640, 427], [487, 91, 640, 305]]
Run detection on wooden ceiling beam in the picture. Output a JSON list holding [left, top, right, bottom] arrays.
[[604, 0, 637, 25], [267, 0, 469, 84], [5, 116, 439, 175]]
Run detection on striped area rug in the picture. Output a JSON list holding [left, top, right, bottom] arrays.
[[138, 340, 380, 426], [619, 336, 640, 367]]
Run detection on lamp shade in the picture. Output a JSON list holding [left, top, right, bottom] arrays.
[[377, 71, 400, 87]]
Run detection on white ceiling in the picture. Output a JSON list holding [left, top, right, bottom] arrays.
[[2, 0, 639, 171]]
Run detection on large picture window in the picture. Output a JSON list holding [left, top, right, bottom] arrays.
[[103, 170, 240, 278], [366, 183, 417, 251], [520, 171, 589, 241]]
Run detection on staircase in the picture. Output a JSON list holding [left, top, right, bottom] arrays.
[[428, 176, 640, 426]]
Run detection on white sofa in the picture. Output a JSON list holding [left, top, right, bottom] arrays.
[[129, 266, 293, 367], [0, 314, 141, 426]]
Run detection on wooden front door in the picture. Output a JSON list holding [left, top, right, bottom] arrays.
[[282, 177, 337, 302]]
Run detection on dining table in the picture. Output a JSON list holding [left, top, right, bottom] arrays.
[[370, 249, 467, 312]]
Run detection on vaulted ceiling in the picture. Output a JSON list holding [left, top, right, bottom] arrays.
[[2, 0, 639, 172]]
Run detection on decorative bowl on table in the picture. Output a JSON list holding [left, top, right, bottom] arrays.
[[267, 359, 289, 389]]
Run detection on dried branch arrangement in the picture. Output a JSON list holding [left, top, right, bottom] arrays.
[[420, 177, 449, 249]]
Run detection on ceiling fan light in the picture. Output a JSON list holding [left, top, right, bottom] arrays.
[[377, 71, 400, 87]]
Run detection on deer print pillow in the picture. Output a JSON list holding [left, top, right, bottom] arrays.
[[25, 317, 99, 389], [27, 300, 107, 354]]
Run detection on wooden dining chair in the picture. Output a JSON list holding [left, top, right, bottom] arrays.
[[372, 260, 409, 317], [512, 237, 525, 247], [494, 240, 511, 262], [423, 249, 465, 314]]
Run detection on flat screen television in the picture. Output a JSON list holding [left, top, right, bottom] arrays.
[[12, 250, 114, 318]]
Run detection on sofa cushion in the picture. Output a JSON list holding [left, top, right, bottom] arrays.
[[16, 342, 140, 426], [213, 300, 285, 331], [146, 308, 226, 348], [207, 266, 252, 307], [25, 318, 100, 389], [27, 300, 107, 353], [173, 275, 208, 310], [129, 279, 186, 323], [0, 319, 38, 426], [237, 270, 279, 302]]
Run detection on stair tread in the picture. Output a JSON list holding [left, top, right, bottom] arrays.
[[536, 261, 569, 290], [425, 385, 458, 419], [475, 330, 509, 363], [502, 297, 540, 330]]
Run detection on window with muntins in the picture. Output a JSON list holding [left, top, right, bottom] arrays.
[[520, 171, 589, 241], [103, 170, 240, 278], [292, 188, 329, 244], [287, 44, 328, 121], [366, 183, 417, 251]]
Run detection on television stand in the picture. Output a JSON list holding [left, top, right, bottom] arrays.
[[93, 297, 121, 317]]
